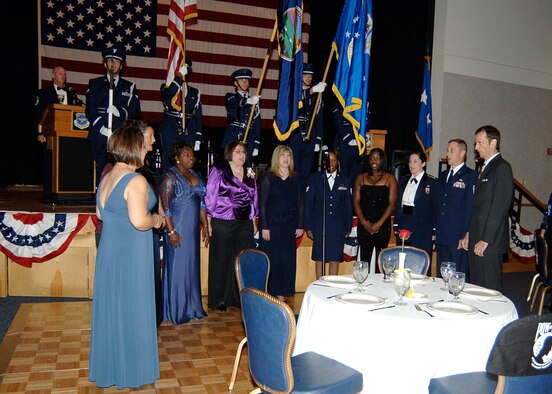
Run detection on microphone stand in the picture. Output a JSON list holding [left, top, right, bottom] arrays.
[[321, 151, 328, 277]]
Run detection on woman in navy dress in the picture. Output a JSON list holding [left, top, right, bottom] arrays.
[[205, 141, 258, 311], [305, 149, 353, 279], [394, 151, 437, 263], [90, 121, 165, 389], [259, 145, 304, 300], [159, 142, 208, 324]]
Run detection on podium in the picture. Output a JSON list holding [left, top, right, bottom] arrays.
[[40, 104, 95, 201], [367, 129, 387, 150]]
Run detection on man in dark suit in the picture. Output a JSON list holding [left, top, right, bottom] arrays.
[[86, 47, 141, 185], [158, 57, 203, 173], [394, 151, 438, 268], [221, 68, 260, 167], [35, 66, 83, 199], [461, 125, 513, 292], [305, 149, 353, 279], [435, 139, 477, 278]]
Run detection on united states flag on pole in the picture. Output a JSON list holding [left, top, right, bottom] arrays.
[[332, 0, 372, 155], [39, 0, 310, 128], [415, 56, 433, 158]]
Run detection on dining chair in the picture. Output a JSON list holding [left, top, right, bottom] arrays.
[[529, 232, 551, 315], [428, 313, 552, 394], [229, 249, 270, 392], [241, 287, 363, 394], [526, 230, 542, 304], [377, 246, 430, 275]]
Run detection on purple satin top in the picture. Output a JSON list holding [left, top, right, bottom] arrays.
[[205, 162, 258, 220]]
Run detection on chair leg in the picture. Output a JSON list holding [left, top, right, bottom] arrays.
[[248, 389, 262, 394], [530, 282, 544, 312], [527, 274, 540, 302], [538, 287, 552, 316], [228, 337, 248, 392]]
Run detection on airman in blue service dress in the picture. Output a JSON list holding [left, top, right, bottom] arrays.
[[436, 160, 476, 278], [159, 58, 203, 173], [222, 68, 260, 167], [86, 47, 141, 184], [287, 63, 326, 179], [35, 66, 83, 199]]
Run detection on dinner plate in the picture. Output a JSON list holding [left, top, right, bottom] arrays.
[[319, 275, 358, 288], [461, 287, 503, 301], [335, 293, 385, 306], [427, 301, 478, 318], [404, 292, 428, 301], [410, 273, 429, 282]]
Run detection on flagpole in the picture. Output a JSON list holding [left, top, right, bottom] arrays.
[[181, 28, 187, 133], [305, 46, 336, 140], [243, 19, 278, 144]]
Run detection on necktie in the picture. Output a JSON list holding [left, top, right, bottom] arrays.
[[410, 178, 418, 185], [446, 169, 454, 184]]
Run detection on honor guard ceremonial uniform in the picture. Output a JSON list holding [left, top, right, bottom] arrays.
[[86, 47, 141, 184], [159, 58, 202, 173], [288, 64, 325, 179], [222, 68, 260, 167]]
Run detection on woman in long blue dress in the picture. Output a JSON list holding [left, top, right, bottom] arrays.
[[259, 145, 304, 300], [90, 121, 165, 389], [159, 142, 208, 324]]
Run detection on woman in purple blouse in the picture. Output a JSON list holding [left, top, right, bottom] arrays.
[[205, 141, 258, 311]]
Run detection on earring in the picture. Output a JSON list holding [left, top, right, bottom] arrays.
[[177, 160, 180, 164]]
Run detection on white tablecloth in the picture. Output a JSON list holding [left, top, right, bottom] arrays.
[[293, 274, 518, 394]]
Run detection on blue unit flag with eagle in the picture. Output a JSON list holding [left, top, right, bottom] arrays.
[[273, 0, 303, 141], [332, 0, 372, 155]]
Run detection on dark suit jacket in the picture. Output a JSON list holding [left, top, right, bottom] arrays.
[[394, 172, 437, 256], [35, 85, 82, 133], [468, 154, 513, 254], [436, 164, 477, 246]]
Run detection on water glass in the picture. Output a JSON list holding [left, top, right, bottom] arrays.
[[382, 255, 396, 283], [440, 261, 456, 292], [352, 260, 369, 292], [393, 269, 411, 306], [449, 272, 466, 302]]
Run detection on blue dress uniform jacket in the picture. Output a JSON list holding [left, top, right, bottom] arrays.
[[86, 75, 141, 182], [331, 102, 360, 178], [394, 173, 438, 259], [158, 75, 202, 172], [221, 92, 260, 166], [304, 171, 353, 261], [288, 88, 323, 179], [436, 165, 477, 246]]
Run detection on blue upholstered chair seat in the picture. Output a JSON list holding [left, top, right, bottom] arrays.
[[428, 372, 497, 394], [378, 246, 430, 275]]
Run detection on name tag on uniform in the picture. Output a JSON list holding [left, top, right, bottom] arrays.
[[453, 180, 466, 189], [481, 178, 489, 182]]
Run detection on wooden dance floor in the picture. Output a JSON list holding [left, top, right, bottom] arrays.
[[0, 295, 303, 393]]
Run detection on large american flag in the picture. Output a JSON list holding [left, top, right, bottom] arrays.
[[39, 0, 310, 128]]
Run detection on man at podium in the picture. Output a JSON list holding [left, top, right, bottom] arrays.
[[86, 47, 141, 185], [35, 66, 83, 199]]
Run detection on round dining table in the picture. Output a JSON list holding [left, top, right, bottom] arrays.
[[293, 273, 518, 394]]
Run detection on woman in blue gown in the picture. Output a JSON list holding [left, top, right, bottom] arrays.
[[259, 145, 304, 300], [90, 121, 165, 389], [159, 142, 208, 324]]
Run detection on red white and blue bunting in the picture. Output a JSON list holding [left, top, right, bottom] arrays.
[[509, 216, 535, 264], [0, 212, 91, 267]]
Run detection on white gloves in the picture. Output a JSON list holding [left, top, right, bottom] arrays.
[[107, 105, 120, 117], [252, 148, 259, 157], [246, 95, 260, 105], [312, 82, 327, 93], [178, 64, 188, 76], [348, 139, 358, 146], [100, 126, 112, 139], [314, 144, 320, 152], [194, 141, 201, 151]]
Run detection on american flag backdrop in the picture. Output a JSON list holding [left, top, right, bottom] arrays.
[[39, 0, 310, 129]]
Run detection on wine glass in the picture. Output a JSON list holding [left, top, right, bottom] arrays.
[[382, 255, 396, 283], [449, 272, 466, 302], [393, 269, 411, 306], [440, 261, 456, 292], [352, 260, 369, 292]]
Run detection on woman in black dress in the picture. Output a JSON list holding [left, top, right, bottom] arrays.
[[353, 148, 398, 268], [259, 145, 304, 301]]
